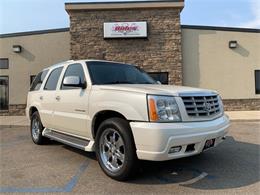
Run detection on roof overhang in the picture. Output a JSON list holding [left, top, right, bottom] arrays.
[[65, 0, 184, 13]]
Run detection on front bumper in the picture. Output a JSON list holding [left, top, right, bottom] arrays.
[[130, 114, 230, 161]]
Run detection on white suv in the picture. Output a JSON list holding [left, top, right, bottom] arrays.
[[26, 60, 230, 180]]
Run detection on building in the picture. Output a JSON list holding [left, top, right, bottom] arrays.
[[0, 0, 259, 115]]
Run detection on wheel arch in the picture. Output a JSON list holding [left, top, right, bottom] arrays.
[[91, 110, 128, 139], [29, 106, 39, 119]]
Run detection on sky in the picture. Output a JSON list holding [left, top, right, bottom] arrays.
[[0, 0, 260, 34]]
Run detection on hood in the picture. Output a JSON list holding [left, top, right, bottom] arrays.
[[94, 84, 217, 96]]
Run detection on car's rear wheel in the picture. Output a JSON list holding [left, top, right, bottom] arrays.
[[95, 118, 137, 181], [30, 111, 47, 145]]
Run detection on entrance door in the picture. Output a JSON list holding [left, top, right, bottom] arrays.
[[0, 76, 8, 110]]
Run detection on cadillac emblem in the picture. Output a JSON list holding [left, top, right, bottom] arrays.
[[204, 102, 212, 112]]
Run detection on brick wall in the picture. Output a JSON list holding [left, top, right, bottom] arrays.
[[223, 99, 260, 111], [68, 8, 183, 85], [0, 104, 26, 116]]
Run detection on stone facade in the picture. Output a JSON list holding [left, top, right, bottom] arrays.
[[68, 8, 183, 85], [0, 104, 26, 116], [223, 99, 260, 111]]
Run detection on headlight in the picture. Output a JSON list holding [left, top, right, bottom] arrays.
[[147, 95, 181, 122]]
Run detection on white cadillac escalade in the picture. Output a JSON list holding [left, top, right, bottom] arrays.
[[26, 60, 230, 180]]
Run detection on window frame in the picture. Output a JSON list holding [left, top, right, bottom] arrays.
[[0, 75, 9, 111], [44, 67, 63, 91], [0, 58, 9, 69], [255, 70, 260, 95], [60, 63, 86, 90]]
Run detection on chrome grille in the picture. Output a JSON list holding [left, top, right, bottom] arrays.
[[181, 95, 221, 117]]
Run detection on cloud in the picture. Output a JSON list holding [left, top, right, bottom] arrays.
[[241, 0, 260, 28]]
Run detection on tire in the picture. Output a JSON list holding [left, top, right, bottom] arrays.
[[30, 111, 47, 145], [95, 117, 138, 181]]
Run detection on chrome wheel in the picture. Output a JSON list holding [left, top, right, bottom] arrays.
[[99, 128, 125, 172], [32, 117, 40, 141]]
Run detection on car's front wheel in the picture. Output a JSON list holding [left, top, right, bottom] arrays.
[[95, 118, 137, 181]]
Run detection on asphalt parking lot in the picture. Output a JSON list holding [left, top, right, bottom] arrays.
[[0, 121, 259, 194]]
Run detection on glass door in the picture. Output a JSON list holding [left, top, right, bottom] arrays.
[[0, 76, 9, 110]]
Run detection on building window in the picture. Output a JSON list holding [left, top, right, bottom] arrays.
[[0, 76, 9, 110], [30, 75, 36, 85], [255, 70, 260, 94], [0, 58, 9, 69], [148, 72, 169, 84]]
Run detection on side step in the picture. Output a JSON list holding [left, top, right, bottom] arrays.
[[43, 128, 93, 151]]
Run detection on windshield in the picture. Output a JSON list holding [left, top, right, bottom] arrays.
[[86, 61, 157, 85]]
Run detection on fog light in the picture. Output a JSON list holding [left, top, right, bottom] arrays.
[[169, 146, 182, 154]]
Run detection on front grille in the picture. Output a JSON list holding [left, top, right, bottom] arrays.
[[181, 95, 221, 118]]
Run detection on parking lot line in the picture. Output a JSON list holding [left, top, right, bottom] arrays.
[[0, 160, 89, 193], [179, 172, 208, 185]]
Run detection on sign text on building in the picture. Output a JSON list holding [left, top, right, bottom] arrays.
[[104, 22, 147, 38]]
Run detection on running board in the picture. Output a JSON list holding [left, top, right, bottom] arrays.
[[42, 128, 95, 152]]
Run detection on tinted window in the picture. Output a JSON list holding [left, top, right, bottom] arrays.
[[87, 61, 156, 85], [30, 70, 49, 91], [255, 70, 260, 94], [44, 67, 63, 90], [61, 64, 86, 90], [148, 72, 168, 84], [0, 58, 9, 69]]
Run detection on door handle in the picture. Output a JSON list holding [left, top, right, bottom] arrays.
[[56, 96, 61, 101], [39, 96, 43, 100]]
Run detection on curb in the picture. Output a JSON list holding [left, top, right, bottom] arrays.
[[230, 119, 260, 122], [0, 125, 29, 128]]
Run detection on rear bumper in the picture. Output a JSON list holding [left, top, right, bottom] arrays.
[[130, 114, 230, 161]]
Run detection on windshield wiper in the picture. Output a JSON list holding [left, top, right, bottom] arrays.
[[103, 81, 134, 85]]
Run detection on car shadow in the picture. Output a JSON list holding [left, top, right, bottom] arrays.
[[62, 144, 97, 160], [130, 136, 260, 190], [62, 136, 260, 190]]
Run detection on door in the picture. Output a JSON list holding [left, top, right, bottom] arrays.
[[40, 67, 63, 128], [54, 63, 90, 137], [0, 76, 8, 111]]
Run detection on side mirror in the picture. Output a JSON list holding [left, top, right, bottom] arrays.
[[63, 76, 86, 89]]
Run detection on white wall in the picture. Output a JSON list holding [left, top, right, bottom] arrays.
[[182, 28, 260, 99], [0, 31, 70, 104]]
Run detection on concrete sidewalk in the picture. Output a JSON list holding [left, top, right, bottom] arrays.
[[0, 111, 259, 127], [0, 116, 29, 126], [225, 111, 260, 121]]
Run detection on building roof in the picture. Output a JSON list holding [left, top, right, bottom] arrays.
[[65, 0, 184, 11], [0, 28, 69, 38], [65, 0, 184, 5], [182, 25, 260, 33], [0, 25, 259, 39]]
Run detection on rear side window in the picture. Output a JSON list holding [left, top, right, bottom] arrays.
[[61, 63, 86, 90], [44, 67, 63, 90], [30, 70, 49, 91]]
